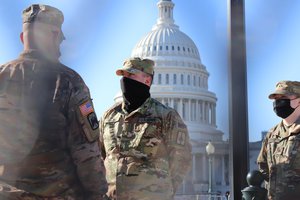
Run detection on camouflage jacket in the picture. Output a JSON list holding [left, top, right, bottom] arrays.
[[257, 119, 300, 200], [99, 98, 192, 200], [0, 50, 107, 199]]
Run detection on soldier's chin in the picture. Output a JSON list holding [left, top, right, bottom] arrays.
[[45, 50, 61, 61]]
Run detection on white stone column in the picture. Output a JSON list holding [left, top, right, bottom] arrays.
[[202, 101, 205, 123], [200, 101, 203, 122], [188, 99, 191, 121], [162, 98, 166, 105], [196, 100, 199, 122], [222, 155, 226, 185], [209, 103, 213, 125], [213, 104, 216, 126], [211, 104, 214, 125], [179, 98, 183, 118], [171, 98, 174, 108], [203, 102, 207, 123], [206, 103, 209, 124]]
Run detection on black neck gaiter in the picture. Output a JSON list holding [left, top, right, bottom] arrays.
[[120, 77, 150, 113]]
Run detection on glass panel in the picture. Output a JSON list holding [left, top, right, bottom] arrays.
[[1, 1, 229, 199]]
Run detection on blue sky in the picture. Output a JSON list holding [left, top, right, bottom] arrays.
[[0, 0, 299, 142]]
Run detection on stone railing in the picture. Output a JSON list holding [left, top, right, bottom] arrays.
[[175, 194, 228, 200]]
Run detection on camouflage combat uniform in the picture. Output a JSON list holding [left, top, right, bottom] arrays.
[[257, 120, 300, 200], [100, 98, 192, 200], [0, 49, 107, 199], [257, 80, 300, 200]]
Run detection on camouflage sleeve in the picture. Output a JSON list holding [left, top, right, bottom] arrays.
[[164, 110, 192, 193], [68, 74, 107, 199], [257, 131, 271, 182], [99, 117, 106, 160]]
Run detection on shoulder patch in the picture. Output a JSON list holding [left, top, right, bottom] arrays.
[[77, 99, 99, 142], [79, 100, 94, 116], [87, 112, 99, 130]]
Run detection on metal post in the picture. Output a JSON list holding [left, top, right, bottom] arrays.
[[208, 155, 212, 197], [228, 0, 249, 199], [206, 141, 215, 199]]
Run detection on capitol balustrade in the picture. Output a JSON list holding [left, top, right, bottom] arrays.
[[175, 194, 228, 200]]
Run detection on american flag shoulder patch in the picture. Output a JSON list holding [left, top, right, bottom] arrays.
[[79, 100, 94, 116]]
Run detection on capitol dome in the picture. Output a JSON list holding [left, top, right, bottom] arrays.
[[114, 0, 223, 141], [132, 24, 201, 61]]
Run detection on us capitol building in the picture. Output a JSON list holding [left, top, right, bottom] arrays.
[[116, 0, 262, 195]]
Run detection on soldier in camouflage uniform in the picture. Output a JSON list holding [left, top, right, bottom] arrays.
[[99, 57, 192, 200], [257, 81, 300, 200], [0, 4, 107, 199]]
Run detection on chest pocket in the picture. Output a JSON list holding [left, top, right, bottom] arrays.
[[284, 135, 300, 167], [268, 135, 300, 166], [103, 117, 122, 152], [133, 118, 164, 157], [267, 137, 280, 166]]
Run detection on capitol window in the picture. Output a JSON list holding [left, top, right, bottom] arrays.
[[178, 46, 180, 51], [183, 47, 185, 52], [187, 75, 191, 85], [193, 76, 196, 86], [173, 74, 177, 84], [199, 77, 201, 87], [154, 46, 157, 51], [181, 74, 184, 85], [160, 46, 163, 50], [166, 74, 169, 84], [166, 46, 169, 50], [158, 74, 162, 84], [172, 46, 175, 50]]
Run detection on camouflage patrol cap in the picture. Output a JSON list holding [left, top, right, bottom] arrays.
[[269, 81, 300, 99], [22, 4, 64, 28], [116, 57, 155, 76]]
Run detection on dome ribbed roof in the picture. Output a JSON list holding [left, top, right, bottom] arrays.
[[131, 0, 201, 60], [132, 26, 200, 60]]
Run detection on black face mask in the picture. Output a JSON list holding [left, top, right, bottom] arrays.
[[120, 77, 150, 113], [273, 99, 296, 119]]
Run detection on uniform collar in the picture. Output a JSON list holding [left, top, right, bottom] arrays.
[[122, 97, 152, 118], [288, 118, 300, 135], [275, 118, 300, 138], [19, 49, 59, 63]]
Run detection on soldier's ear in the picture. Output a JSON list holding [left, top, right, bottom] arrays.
[[20, 32, 24, 44]]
